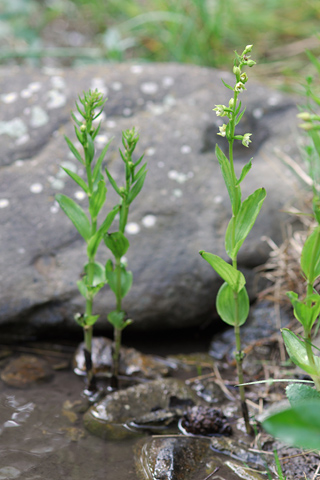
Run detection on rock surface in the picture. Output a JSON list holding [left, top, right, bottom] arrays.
[[84, 377, 198, 440], [1, 354, 54, 387], [74, 336, 174, 379], [0, 63, 301, 333]]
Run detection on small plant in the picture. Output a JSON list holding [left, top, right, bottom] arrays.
[[199, 45, 266, 435], [263, 54, 320, 447], [103, 128, 147, 388], [56, 90, 118, 392]]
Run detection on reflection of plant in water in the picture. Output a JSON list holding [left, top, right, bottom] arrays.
[[200, 45, 266, 435]]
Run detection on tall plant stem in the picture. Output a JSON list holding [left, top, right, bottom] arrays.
[[229, 97, 253, 435], [111, 256, 123, 388]]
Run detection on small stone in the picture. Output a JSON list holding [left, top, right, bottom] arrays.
[[1, 355, 54, 388]]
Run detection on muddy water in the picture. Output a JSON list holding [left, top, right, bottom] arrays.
[[0, 365, 259, 480]]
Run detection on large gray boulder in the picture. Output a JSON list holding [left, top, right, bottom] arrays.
[[0, 63, 300, 334]]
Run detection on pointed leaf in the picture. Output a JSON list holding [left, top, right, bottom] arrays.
[[93, 138, 113, 183], [56, 193, 91, 241], [64, 136, 84, 165], [215, 144, 235, 206], [61, 167, 88, 193], [221, 78, 234, 91], [216, 282, 249, 326], [127, 171, 147, 204], [282, 328, 320, 376], [87, 207, 119, 257], [105, 168, 122, 195], [225, 188, 266, 259], [236, 159, 252, 185], [89, 180, 107, 219], [301, 226, 320, 283], [105, 264, 132, 299], [71, 112, 82, 127], [199, 251, 245, 292], [235, 108, 246, 125], [84, 261, 106, 286], [134, 162, 147, 182], [75, 126, 83, 144], [286, 383, 320, 408]]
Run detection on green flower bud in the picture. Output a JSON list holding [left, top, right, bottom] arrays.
[[297, 112, 312, 121], [233, 66, 241, 76], [247, 60, 256, 67], [244, 45, 253, 54], [80, 124, 86, 132]]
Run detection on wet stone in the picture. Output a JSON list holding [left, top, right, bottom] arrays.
[[84, 378, 199, 440], [1, 355, 54, 388], [74, 337, 174, 379], [134, 436, 211, 480]]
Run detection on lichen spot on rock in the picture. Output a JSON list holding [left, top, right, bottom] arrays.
[[140, 82, 159, 95], [142, 215, 157, 228], [125, 222, 141, 235], [1, 92, 18, 104], [30, 183, 43, 194], [0, 199, 9, 208]]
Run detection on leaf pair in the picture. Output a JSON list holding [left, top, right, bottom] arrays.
[[287, 291, 320, 332], [105, 259, 133, 300], [282, 328, 320, 377], [199, 252, 249, 326]]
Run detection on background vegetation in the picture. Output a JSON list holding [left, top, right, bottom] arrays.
[[1, 0, 320, 90]]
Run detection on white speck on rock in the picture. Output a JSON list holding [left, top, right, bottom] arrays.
[[0, 199, 9, 208], [18, 248, 26, 254], [0, 466, 21, 478], [145, 147, 156, 156], [162, 76, 174, 88], [157, 161, 164, 168], [30, 106, 49, 128], [130, 65, 143, 74], [50, 202, 59, 213], [1, 92, 18, 104], [168, 170, 188, 184], [29, 82, 42, 92], [96, 134, 109, 146], [74, 191, 86, 200], [141, 82, 159, 95], [0, 118, 27, 138], [125, 222, 140, 235], [47, 90, 67, 109], [213, 195, 223, 204], [123, 108, 132, 117], [14, 160, 24, 167], [268, 95, 281, 106], [20, 89, 32, 99], [253, 108, 263, 119], [30, 183, 43, 194], [173, 189, 183, 198], [181, 145, 191, 154], [50, 76, 65, 89], [142, 214, 157, 228], [112, 81, 122, 91], [106, 120, 116, 128], [15, 134, 30, 146]]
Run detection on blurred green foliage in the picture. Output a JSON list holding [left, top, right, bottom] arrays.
[[1, 0, 320, 88]]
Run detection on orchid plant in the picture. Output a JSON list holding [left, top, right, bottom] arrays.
[[56, 89, 118, 392], [199, 45, 266, 435]]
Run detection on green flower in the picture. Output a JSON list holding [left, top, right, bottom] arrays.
[[235, 82, 246, 93], [213, 104, 228, 117], [217, 124, 227, 137], [242, 133, 252, 147]]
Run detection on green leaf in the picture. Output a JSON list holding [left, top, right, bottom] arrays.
[[237, 160, 252, 185], [77, 278, 87, 298], [74, 313, 100, 327], [301, 226, 320, 283], [127, 171, 147, 205], [75, 126, 83, 144], [84, 261, 106, 286], [215, 145, 236, 208], [87, 207, 119, 258], [64, 136, 84, 165], [89, 180, 107, 220], [133, 162, 147, 182], [262, 401, 320, 450], [221, 78, 234, 91], [199, 251, 245, 292], [235, 108, 246, 125], [107, 310, 125, 329], [56, 193, 91, 242], [61, 167, 88, 193], [225, 188, 266, 260], [286, 383, 320, 408], [71, 112, 82, 127], [216, 282, 249, 326], [282, 328, 320, 376], [93, 138, 113, 183], [105, 263, 133, 299], [104, 231, 130, 259], [287, 291, 320, 331], [105, 168, 122, 196]]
